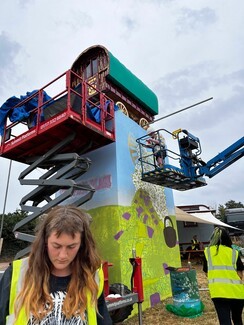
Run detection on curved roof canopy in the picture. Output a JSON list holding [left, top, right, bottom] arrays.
[[71, 45, 158, 116], [107, 51, 158, 115]]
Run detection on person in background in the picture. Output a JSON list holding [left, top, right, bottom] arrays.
[[191, 234, 201, 250], [189, 235, 204, 264], [203, 226, 244, 325], [0, 205, 112, 325]]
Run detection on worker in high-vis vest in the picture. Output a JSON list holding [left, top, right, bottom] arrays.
[[191, 235, 200, 250], [0, 206, 112, 325], [203, 227, 244, 325]]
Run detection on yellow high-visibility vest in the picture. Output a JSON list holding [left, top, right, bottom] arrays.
[[191, 239, 199, 250], [7, 257, 104, 324], [204, 245, 244, 299]]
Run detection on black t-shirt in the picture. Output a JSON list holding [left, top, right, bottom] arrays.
[[49, 273, 71, 293], [0, 264, 112, 325]]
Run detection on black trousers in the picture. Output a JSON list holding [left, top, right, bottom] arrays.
[[212, 298, 244, 325]]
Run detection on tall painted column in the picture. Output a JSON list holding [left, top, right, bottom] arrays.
[[69, 110, 180, 310]]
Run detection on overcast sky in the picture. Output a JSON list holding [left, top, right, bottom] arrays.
[[0, 0, 243, 213]]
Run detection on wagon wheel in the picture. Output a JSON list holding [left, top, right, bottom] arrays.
[[116, 101, 129, 117], [139, 117, 149, 130]]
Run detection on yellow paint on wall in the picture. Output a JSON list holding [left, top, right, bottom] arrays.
[[88, 188, 181, 313], [137, 222, 147, 237], [135, 242, 145, 257]]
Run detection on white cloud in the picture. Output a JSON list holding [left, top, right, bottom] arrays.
[[176, 7, 217, 34], [0, 0, 243, 212], [0, 32, 22, 95]]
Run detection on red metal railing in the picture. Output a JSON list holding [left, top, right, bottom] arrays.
[[0, 70, 115, 160]]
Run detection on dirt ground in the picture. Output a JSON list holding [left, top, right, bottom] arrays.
[[0, 260, 243, 324], [118, 261, 243, 325]]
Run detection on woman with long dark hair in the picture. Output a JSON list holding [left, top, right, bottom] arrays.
[[0, 205, 112, 324]]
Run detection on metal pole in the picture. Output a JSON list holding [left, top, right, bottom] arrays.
[[150, 97, 213, 124], [138, 302, 143, 325], [0, 159, 12, 239]]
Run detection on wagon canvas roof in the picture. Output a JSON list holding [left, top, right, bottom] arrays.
[[107, 51, 158, 115], [71, 45, 159, 116]]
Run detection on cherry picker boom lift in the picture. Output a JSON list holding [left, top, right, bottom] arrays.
[[137, 128, 244, 191]]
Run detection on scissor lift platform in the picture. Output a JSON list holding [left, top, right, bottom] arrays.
[[0, 70, 115, 165]]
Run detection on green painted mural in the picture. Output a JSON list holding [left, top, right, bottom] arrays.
[[89, 186, 180, 310], [69, 110, 181, 314]]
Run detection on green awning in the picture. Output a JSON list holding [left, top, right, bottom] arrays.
[[107, 51, 158, 115]]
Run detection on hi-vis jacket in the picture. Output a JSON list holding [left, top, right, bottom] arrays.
[[191, 239, 199, 250], [7, 257, 104, 325], [204, 245, 244, 299]]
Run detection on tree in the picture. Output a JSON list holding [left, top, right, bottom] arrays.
[[0, 210, 37, 259], [217, 200, 244, 222]]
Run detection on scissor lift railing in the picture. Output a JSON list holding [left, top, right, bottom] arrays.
[[0, 69, 115, 164], [0, 70, 116, 258]]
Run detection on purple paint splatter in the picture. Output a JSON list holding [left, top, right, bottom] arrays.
[[136, 206, 143, 217], [143, 215, 148, 224], [150, 293, 161, 307], [147, 226, 154, 238], [114, 230, 124, 240], [122, 212, 131, 220], [163, 263, 170, 275], [143, 195, 150, 206]]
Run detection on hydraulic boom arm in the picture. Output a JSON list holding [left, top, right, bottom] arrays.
[[198, 137, 244, 178]]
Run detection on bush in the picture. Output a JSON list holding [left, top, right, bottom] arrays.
[[0, 210, 37, 259]]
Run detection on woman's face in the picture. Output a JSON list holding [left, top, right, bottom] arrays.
[[47, 231, 81, 276]]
